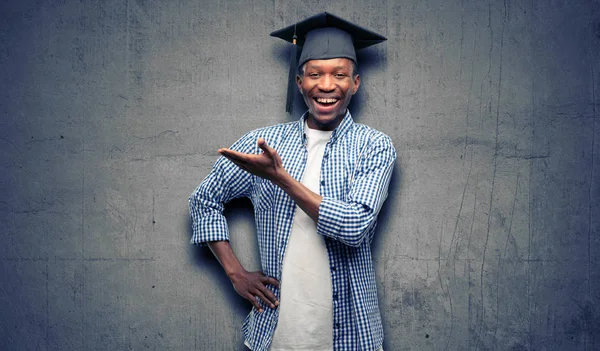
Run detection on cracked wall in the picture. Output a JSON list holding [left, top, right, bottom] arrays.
[[0, 0, 598, 350]]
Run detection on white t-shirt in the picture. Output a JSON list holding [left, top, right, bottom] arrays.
[[269, 124, 333, 350], [244, 124, 385, 351]]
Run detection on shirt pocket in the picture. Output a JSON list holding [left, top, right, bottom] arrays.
[[252, 178, 276, 213]]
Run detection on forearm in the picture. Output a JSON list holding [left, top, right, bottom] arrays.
[[275, 173, 372, 247], [207, 241, 245, 278], [316, 197, 376, 246], [275, 173, 377, 247], [274, 171, 322, 222], [219, 137, 323, 221]]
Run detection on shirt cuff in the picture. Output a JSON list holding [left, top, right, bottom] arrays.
[[316, 197, 343, 239], [190, 214, 230, 246]]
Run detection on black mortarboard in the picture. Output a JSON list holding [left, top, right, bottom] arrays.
[[271, 12, 387, 113]]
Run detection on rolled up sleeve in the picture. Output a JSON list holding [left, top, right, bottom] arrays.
[[317, 136, 396, 247], [188, 131, 257, 245]]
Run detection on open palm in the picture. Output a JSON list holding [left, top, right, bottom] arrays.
[[218, 138, 284, 181]]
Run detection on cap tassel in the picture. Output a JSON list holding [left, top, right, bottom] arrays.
[[285, 33, 298, 113]]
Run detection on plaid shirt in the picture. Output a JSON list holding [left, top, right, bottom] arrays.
[[189, 111, 396, 351]]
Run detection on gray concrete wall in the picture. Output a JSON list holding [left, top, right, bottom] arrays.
[[1, 0, 598, 350]]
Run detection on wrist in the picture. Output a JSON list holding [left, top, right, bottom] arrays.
[[273, 170, 293, 190], [226, 266, 246, 280]]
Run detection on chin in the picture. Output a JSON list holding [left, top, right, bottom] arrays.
[[313, 114, 338, 125], [309, 110, 345, 129]]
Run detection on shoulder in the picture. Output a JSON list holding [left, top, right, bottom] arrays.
[[230, 120, 300, 151], [350, 122, 396, 155], [249, 120, 299, 139]]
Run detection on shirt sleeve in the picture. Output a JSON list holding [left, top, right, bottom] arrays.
[[188, 131, 258, 245], [316, 134, 396, 247]]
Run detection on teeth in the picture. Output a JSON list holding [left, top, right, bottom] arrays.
[[316, 98, 338, 104]]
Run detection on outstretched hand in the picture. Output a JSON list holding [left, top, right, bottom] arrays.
[[218, 138, 286, 182]]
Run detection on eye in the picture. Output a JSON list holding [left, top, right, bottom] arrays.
[[309, 73, 320, 78], [334, 73, 347, 78]]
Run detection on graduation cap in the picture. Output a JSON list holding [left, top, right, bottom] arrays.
[[270, 12, 387, 113]]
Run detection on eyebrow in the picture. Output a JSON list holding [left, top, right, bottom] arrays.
[[306, 65, 350, 71]]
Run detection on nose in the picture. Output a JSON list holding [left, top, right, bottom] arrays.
[[317, 74, 335, 92]]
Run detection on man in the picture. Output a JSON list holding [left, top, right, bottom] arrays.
[[189, 12, 396, 351]]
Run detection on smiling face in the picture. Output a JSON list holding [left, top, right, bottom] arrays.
[[296, 58, 361, 131]]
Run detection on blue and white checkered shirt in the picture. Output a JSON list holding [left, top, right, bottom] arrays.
[[189, 111, 396, 351]]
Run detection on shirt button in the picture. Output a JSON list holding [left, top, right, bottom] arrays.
[[334, 323, 340, 329], [331, 266, 336, 272]]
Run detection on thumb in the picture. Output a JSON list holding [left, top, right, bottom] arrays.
[[257, 138, 272, 155]]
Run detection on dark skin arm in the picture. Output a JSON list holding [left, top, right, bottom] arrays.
[[218, 138, 323, 222], [212, 137, 320, 312], [207, 240, 279, 312]]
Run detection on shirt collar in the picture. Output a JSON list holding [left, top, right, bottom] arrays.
[[298, 110, 354, 145]]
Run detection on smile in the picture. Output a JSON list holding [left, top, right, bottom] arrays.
[[314, 97, 340, 105]]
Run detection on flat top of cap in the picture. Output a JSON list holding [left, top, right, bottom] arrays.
[[270, 12, 386, 50]]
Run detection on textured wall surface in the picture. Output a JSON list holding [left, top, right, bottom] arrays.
[[1, 0, 599, 350]]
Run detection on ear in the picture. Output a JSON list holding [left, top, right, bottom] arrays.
[[296, 74, 303, 92], [352, 74, 361, 95]]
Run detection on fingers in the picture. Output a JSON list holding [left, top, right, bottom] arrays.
[[245, 293, 263, 313], [220, 139, 275, 159], [257, 138, 275, 157], [219, 149, 251, 171], [246, 286, 277, 313], [263, 276, 280, 289], [249, 273, 280, 312], [263, 291, 278, 308], [254, 273, 279, 308], [219, 148, 247, 161], [231, 271, 280, 313], [253, 289, 273, 310], [257, 138, 268, 152], [259, 283, 279, 307]]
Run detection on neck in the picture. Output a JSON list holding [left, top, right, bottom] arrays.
[[306, 110, 347, 131]]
